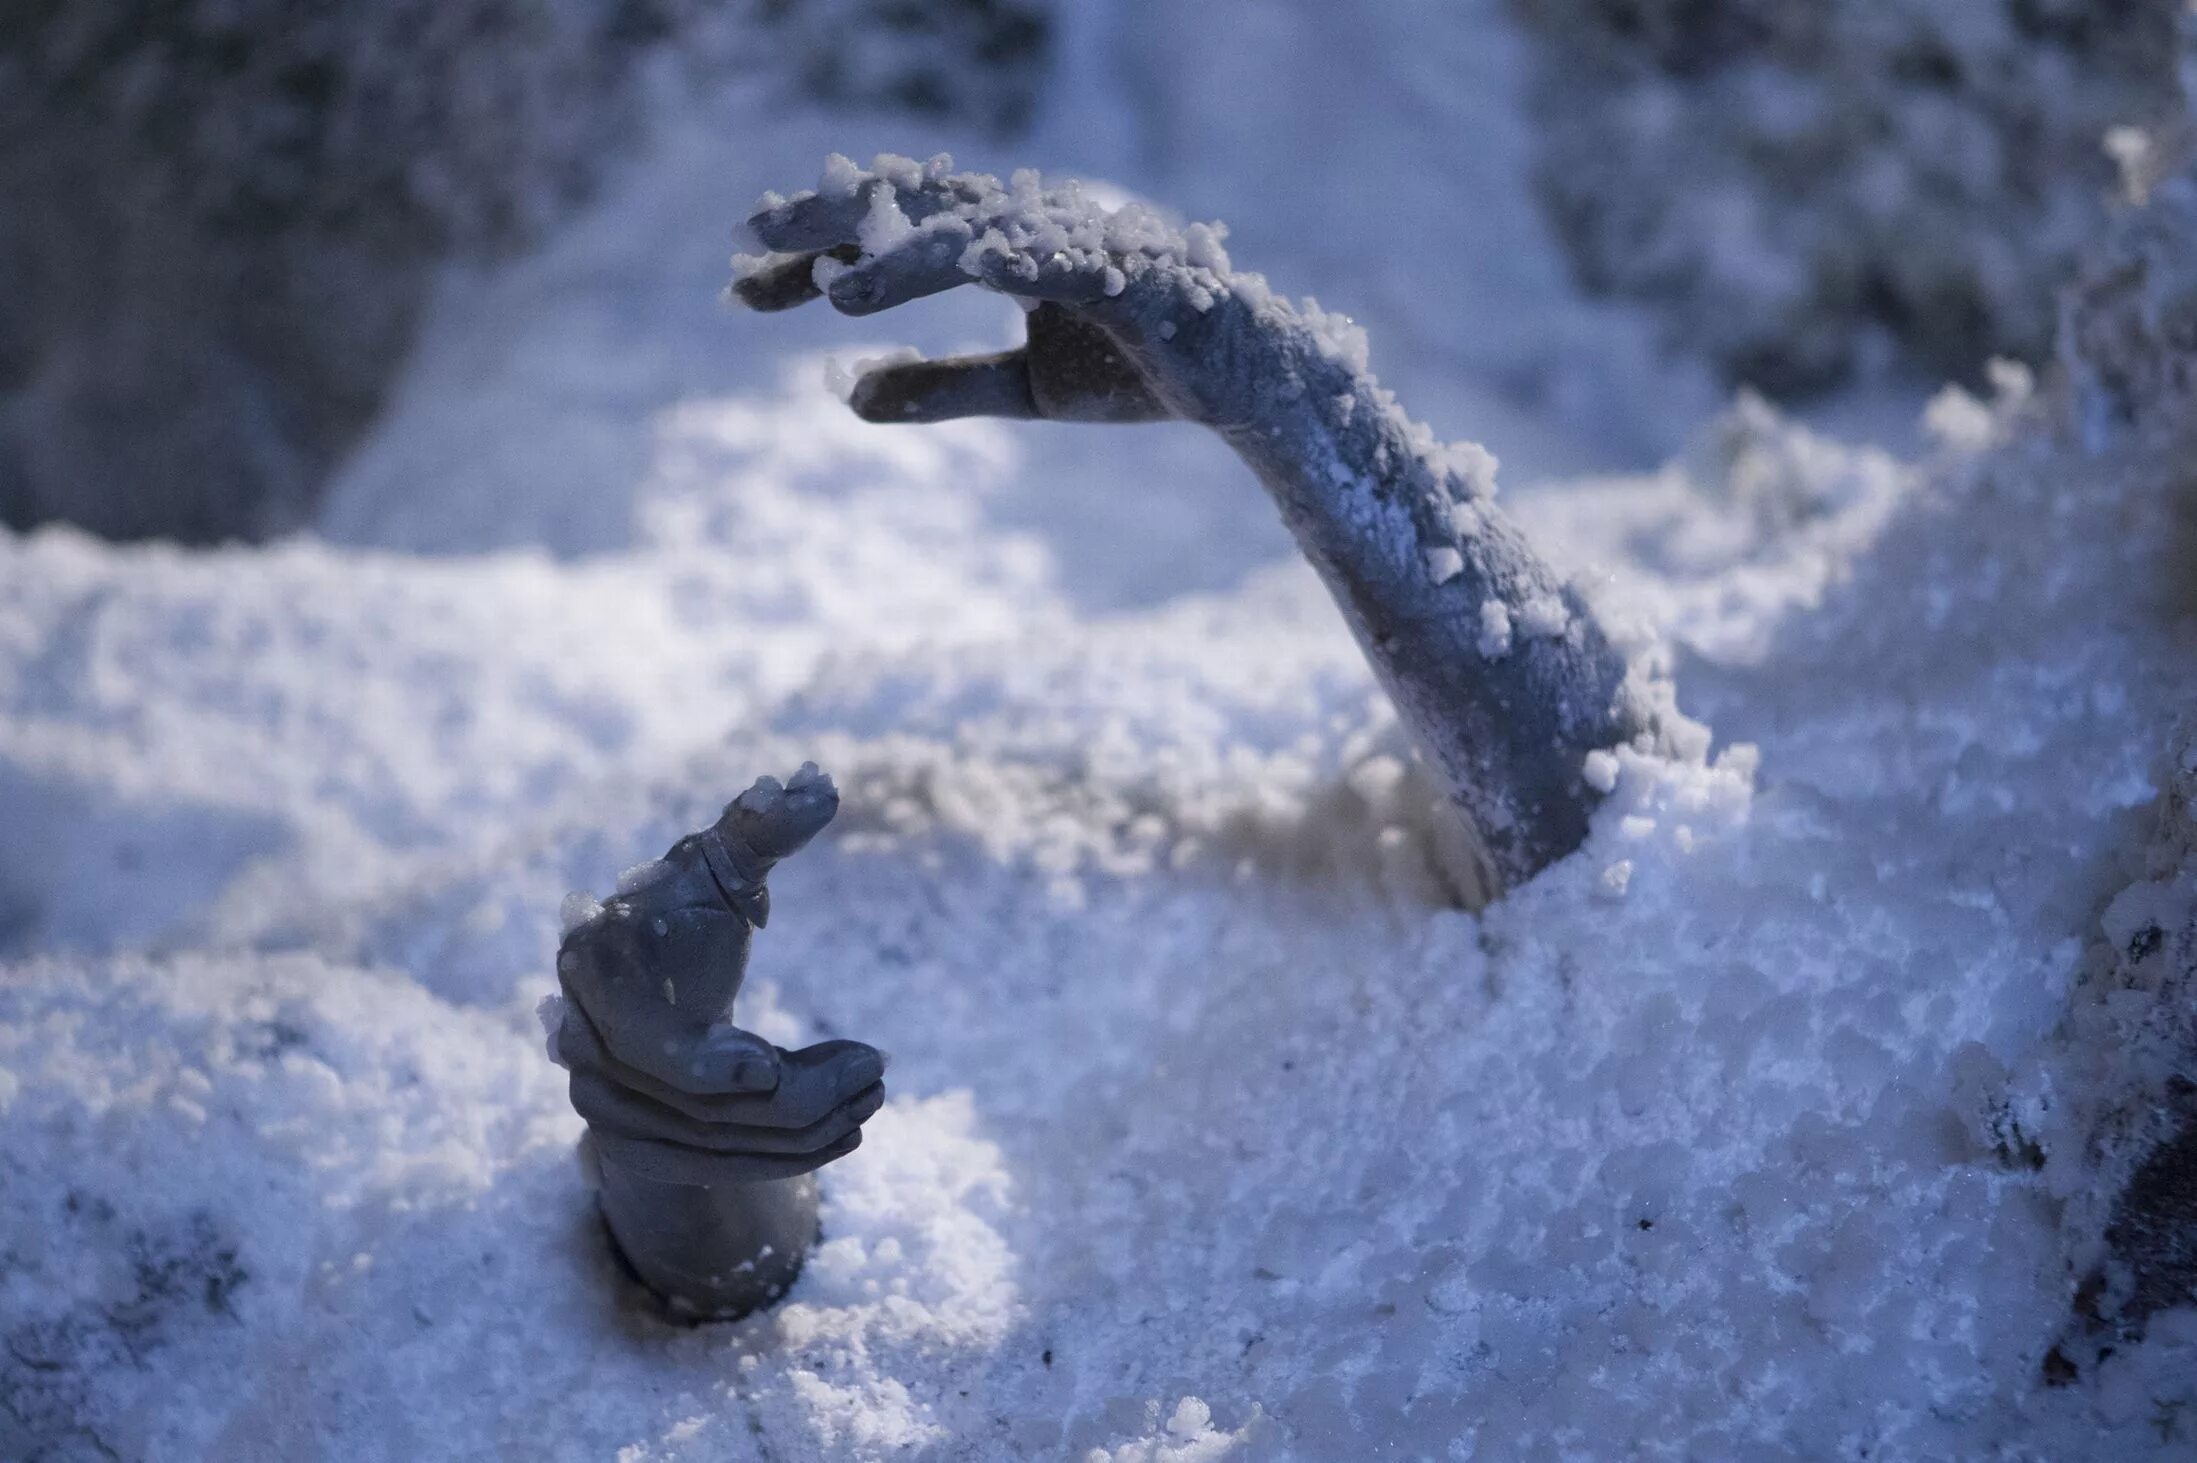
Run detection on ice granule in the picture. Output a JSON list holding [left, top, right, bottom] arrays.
[[1924, 386, 1996, 452], [1440, 439, 1500, 499], [818, 152, 864, 198], [559, 890, 602, 933], [1477, 599, 1514, 658], [1181, 221, 1231, 273], [858, 187, 914, 255], [824, 348, 923, 403], [536, 993, 567, 1065], [868, 152, 925, 192], [1166, 1396, 1212, 1438], [1517, 594, 1569, 638]]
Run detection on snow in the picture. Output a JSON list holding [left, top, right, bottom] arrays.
[[6, 5, 2197, 1461], [1476, 600, 1514, 660]]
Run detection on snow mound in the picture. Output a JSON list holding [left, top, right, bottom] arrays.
[[9, 385, 2197, 1452]]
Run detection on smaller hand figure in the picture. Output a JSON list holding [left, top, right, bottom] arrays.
[[552, 764, 884, 1186]]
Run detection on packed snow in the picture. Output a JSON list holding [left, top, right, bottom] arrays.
[[5, 3, 2196, 1459]]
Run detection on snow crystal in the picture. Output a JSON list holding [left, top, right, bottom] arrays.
[[1439, 439, 1500, 500], [1180, 221, 1230, 274], [1477, 598, 1514, 658], [868, 152, 926, 192], [1516, 592, 1569, 638], [558, 890, 602, 934], [857, 185, 915, 255], [1924, 384, 1998, 452], [823, 347, 923, 403], [1298, 300, 1371, 373], [537, 992, 568, 1064], [1166, 1397, 1211, 1438], [818, 151, 865, 199], [810, 251, 852, 292]]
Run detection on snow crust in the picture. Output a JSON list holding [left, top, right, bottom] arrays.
[[5, 5, 2197, 1459]]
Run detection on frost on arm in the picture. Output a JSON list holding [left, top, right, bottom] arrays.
[[735, 154, 1673, 897]]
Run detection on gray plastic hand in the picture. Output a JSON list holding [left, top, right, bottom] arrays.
[[734, 160, 1666, 897], [560, 1006, 883, 1184], [733, 155, 1266, 430], [553, 765, 884, 1183]]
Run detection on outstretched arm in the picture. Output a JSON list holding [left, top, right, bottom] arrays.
[[735, 155, 1665, 896]]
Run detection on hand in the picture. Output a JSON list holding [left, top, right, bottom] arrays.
[[556, 998, 884, 1185], [551, 764, 883, 1184], [734, 160, 1661, 895], [733, 154, 1271, 431]]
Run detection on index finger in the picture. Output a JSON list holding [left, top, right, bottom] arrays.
[[746, 153, 977, 253]]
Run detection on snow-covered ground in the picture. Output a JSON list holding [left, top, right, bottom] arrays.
[[5, 4, 2194, 1458]]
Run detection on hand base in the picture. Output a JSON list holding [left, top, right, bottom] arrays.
[[598, 1159, 820, 1323]]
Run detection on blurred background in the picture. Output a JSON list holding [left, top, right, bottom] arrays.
[[4, 0, 2180, 546]]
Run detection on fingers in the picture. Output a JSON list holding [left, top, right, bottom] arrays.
[[572, 1041, 886, 1186], [818, 217, 978, 316], [722, 762, 840, 860], [561, 999, 885, 1129], [747, 160, 979, 253], [731, 246, 859, 312], [768, 1040, 888, 1127], [850, 351, 1039, 424], [969, 241, 1119, 307], [846, 305, 1172, 425], [849, 329, 1170, 426], [738, 155, 1123, 322], [748, 186, 877, 254], [555, 996, 781, 1112]]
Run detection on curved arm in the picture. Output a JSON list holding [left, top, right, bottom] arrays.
[[739, 156, 1675, 895], [1153, 289, 1653, 890]]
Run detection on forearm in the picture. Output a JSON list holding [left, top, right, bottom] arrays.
[[1177, 290, 1651, 891]]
